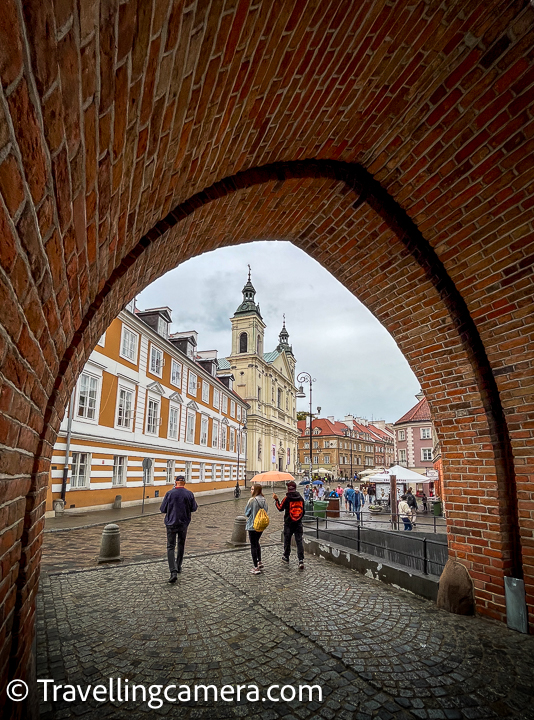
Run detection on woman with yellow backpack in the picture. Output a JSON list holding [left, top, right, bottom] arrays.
[[244, 483, 269, 575]]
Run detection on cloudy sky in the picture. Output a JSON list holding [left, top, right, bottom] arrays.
[[137, 241, 420, 423]]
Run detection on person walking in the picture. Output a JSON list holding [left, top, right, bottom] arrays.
[[273, 481, 305, 569], [345, 485, 355, 514], [406, 487, 418, 526], [422, 492, 428, 512], [244, 483, 268, 575], [398, 494, 413, 530], [354, 487, 365, 522], [160, 475, 198, 583], [303, 485, 310, 502]]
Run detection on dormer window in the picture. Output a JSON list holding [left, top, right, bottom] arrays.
[[157, 316, 169, 338]]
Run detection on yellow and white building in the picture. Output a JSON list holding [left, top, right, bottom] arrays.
[[46, 303, 249, 514], [218, 274, 298, 479]]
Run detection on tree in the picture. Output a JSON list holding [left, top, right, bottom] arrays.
[[297, 411, 309, 421]]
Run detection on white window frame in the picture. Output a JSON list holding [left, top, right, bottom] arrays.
[[120, 325, 139, 363], [399, 449, 407, 463], [213, 387, 220, 410], [170, 359, 182, 388], [115, 385, 135, 430], [112, 455, 127, 486], [221, 424, 227, 451], [200, 415, 208, 446], [166, 459, 175, 484], [186, 411, 196, 443], [202, 381, 210, 403], [230, 428, 235, 453], [324, 455, 330, 464], [76, 371, 100, 423], [188, 372, 197, 396], [149, 344, 164, 377], [420, 427, 431, 439], [71, 452, 91, 488], [237, 405, 241, 421], [230, 400, 235, 417], [168, 404, 180, 440], [421, 448, 433, 461], [222, 394, 228, 414], [212, 419, 219, 448], [398, 429, 405, 441], [185, 461, 192, 483], [146, 396, 160, 435]]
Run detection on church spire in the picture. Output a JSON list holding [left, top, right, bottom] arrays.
[[277, 314, 292, 354], [233, 267, 262, 318]]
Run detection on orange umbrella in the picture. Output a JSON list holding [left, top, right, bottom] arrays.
[[250, 470, 295, 484]]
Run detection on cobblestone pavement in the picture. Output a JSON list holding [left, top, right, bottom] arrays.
[[41, 496, 285, 574], [37, 546, 534, 720]]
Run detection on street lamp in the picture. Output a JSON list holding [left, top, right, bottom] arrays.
[[296, 372, 316, 479], [343, 427, 353, 483], [236, 420, 247, 487]]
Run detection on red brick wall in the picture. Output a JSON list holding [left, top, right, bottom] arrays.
[[1, 0, 534, 707]]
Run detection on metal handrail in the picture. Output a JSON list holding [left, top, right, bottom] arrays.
[[307, 516, 446, 576]]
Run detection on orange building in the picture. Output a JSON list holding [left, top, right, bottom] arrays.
[[46, 304, 248, 515]]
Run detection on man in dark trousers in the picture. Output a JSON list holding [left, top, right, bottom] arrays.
[[160, 475, 198, 583], [273, 481, 305, 570]]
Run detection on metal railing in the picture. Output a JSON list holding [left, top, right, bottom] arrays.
[[304, 514, 447, 576], [303, 507, 443, 533]]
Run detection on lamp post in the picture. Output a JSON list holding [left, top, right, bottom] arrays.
[[344, 428, 353, 483], [296, 372, 316, 479], [236, 420, 247, 487]]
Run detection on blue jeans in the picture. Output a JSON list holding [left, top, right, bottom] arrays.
[[166, 523, 188, 574]]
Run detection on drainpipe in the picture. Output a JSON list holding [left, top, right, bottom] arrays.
[[60, 391, 75, 501]]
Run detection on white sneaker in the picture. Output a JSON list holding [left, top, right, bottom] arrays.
[[249, 567, 262, 575]]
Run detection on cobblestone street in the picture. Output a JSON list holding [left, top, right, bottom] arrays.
[[38, 534, 534, 719]]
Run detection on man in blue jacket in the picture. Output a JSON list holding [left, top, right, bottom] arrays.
[[160, 475, 198, 583]]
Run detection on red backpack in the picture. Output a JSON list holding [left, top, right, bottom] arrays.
[[289, 499, 304, 522]]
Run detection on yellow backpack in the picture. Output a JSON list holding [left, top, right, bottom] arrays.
[[253, 507, 270, 532]]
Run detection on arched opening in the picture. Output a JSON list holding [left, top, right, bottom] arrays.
[[239, 332, 248, 354]]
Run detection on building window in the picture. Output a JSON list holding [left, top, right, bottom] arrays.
[[257, 387, 261, 402], [399, 449, 407, 463], [277, 388, 283, 408], [304, 442, 309, 449], [186, 412, 196, 443], [313, 455, 319, 464], [421, 427, 431, 439], [237, 405, 241, 421], [168, 405, 179, 440], [112, 456, 127, 486], [146, 398, 160, 435], [116, 387, 134, 429], [222, 394, 228, 414], [398, 430, 405, 441], [120, 325, 138, 363], [304, 455, 310, 464], [212, 419, 219, 448], [422, 448, 433, 461], [171, 360, 182, 387], [211, 464, 216, 480], [185, 461, 192, 483], [230, 400, 235, 417], [202, 381, 210, 403], [200, 462, 206, 482], [221, 424, 227, 450], [230, 428, 235, 453], [200, 416, 208, 446], [313, 441, 318, 449], [143, 459, 154, 484], [188, 372, 197, 395], [324, 455, 330, 464], [213, 388, 220, 409], [149, 345, 164, 376], [166, 459, 175, 483], [239, 332, 248, 353], [256, 335, 261, 354], [71, 452, 90, 488], [77, 373, 99, 420], [286, 394, 289, 411]]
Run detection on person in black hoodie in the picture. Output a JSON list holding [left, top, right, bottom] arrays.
[[273, 481, 305, 569]]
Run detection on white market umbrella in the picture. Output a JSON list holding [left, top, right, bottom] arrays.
[[315, 467, 334, 475], [366, 465, 427, 483]]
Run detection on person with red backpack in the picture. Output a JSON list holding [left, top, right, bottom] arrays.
[[273, 481, 305, 570]]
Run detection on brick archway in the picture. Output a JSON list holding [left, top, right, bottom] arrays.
[[1, 0, 534, 707]]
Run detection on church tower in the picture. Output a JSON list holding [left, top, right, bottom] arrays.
[[276, 317, 296, 378], [230, 268, 266, 358]]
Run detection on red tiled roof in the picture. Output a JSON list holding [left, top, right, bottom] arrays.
[[297, 418, 348, 437], [395, 397, 431, 424]]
